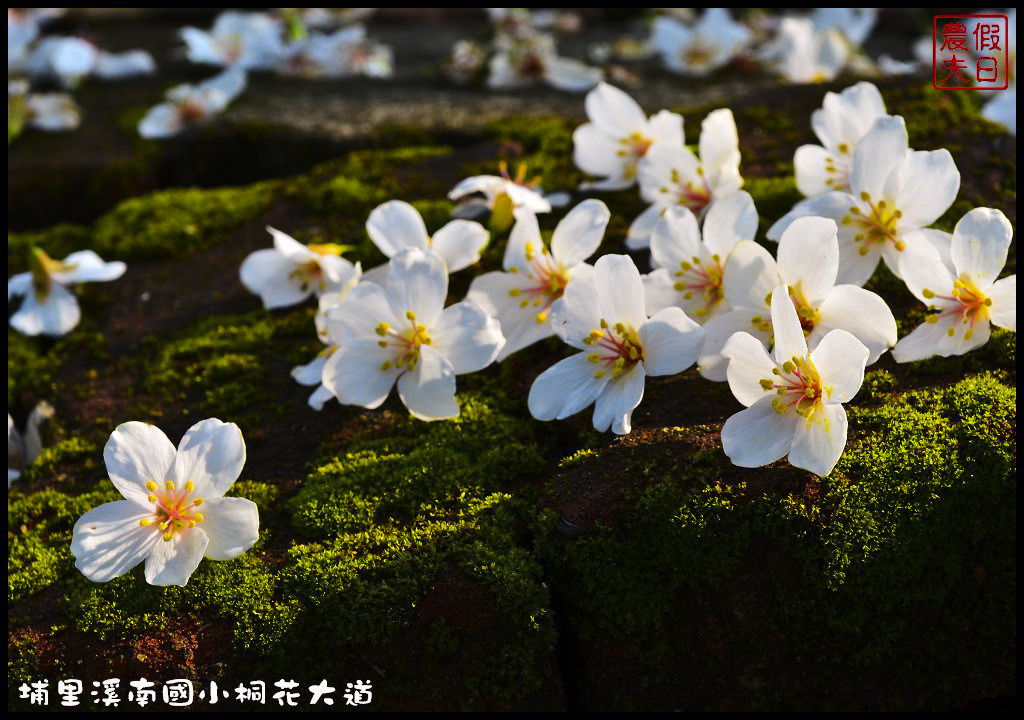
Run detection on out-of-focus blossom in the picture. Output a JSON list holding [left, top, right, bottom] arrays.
[[448, 162, 567, 230], [446, 39, 488, 83], [22, 36, 155, 86], [8, 401, 55, 487], [181, 11, 285, 70], [811, 8, 877, 49], [766, 17, 848, 83], [488, 31, 602, 92], [138, 67, 246, 139], [650, 8, 751, 76], [280, 25, 392, 78], [9, 80, 81, 141]]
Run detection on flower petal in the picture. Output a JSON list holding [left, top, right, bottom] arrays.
[[51, 251, 126, 284], [292, 354, 327, 386], [104, 421, 177, 507], [144, 527, 209, 587], [897, 240, 954, 304], [639, 307, 703, 376], [9, 282, 80, 337], [467, 271, 553, 360], [551, 199, 610, 267], [429, 219, 489, 273], [544, 55, 603, 92], [549, 270, 603, 349], [385, 248, 447, 327], [789, 404, 848, 477], [307, 384, 333, 411], [198, 497, 259, 561], [987, 275, 1016, 331], [650, 205, 703, 272], [504, 209, 542, 273], [396, 345, 459, 420], [366, 200, 430, 258], [776, 216, 839, 304], [625, 204, 665, 250], [721, 395, 798, 468], [592, 364, 646, 434], [71, 500, 162, 582], [950, 207, 1013, 288], [698, 308, 772, 382], [722, 241, 779, 311], [573, 122, 629, 184], [584, 81, 646, 137], [429, 300, 504, 374], [239, 249, 309, 309], [528, 352, 609, 421], [835, 234, 883, 287], [766, 191, 855, 242], [322, 345, 400, 409], [8, 272, 31, 301], [849, 115, 908, 197], [794, 144, 837, 197], [770, 286, 808, 363], [722, 331, 779, 407], [883, 149, 960, 229], [171, 418, 245, 499], [699, 109, 741, 187], [702, 191, 758, 258], [642, 268, 681, 316], [809, 329, 868, 403], [812, 285, 897, 364], [268, 226, 314, 263], [595, 254, 647, 330]]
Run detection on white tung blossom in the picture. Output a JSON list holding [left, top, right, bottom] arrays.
[[810, 8, 878, 49], [71, 419, 259, 587], [893, 208, 1015, 362], [8, 79, 81, 136], [720, 286, 868, 477], [181, 11, 285, 70], [794, 81, 890, 197], [650, 8, 751, 76], [8, 248, 126, 337], [643, 191, 759, 324], [240, 225, 361, 310], [572, 81, 684, 191], [23, 36, 155, 87], [322, 248, 504, 421], [628, 108, 743, 249], [768, 17, 848, 84], [698, 216, 896, 381], [488, 31, 602, 92], [528, 254, 704, 435], [769, 115, 961, 287], [467, 199, 611, 360], [138, 67, 247, 139]]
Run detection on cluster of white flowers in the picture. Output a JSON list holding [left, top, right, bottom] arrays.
[[7, 8, 154, 140], [231, 78, 1013, 486], [446, 8, 601, 92]]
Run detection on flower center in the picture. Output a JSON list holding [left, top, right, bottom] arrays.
[[670, 167, 713, 215], [821, 152, 850, 190], [139, 480, 205, 542], [289, 261, 325, 294], [760, 355, 830, 419], [787, 285, 820, 334], [672, 254, 724, 318], [921, 276, 992, 341], [682, 40, 714, 69], [583, 319, 644, 379], [507, 242, 570, 325], [843, 192, 904, 255], [375, 310, 432, 372]]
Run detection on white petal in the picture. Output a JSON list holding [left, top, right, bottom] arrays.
[[551, 199, 610, 267], [8, 273, 31, 301], [267, 226, 314, 263], [366, 200, 430, 258], [699, 308, 772, 382], [722, 241, 779, 311], [429, 220, 489, 272], [504, 209, 542, 273], [549, 269, 603, 349], [396, 345, 459, 420], [594, 254, 647, 330], [71, 501, 162, 582], [430, 300, 504, 374], [171, 418, 245, 499], [813, 285, 897, 364], [849, 115, 908, 197], [766, 192, 854, 241], [788, 404, 847, 477], [308, 384, 333, 410], [642, 268, 682, 316], [647, 109, 685, 146], [324, 279, 398, 345], [776, 216, 839, 304], [198, 497, 259, 561], [770, 286, 808, 363], [809, 329, 868, 403], [239, 249, 309, 309], [637, 143, 700, 205], [584, 81, 646, 137], [467, 271, 552, 360], [322, 345, 399, 409], [528, 353, 609, 421], [144, 527, 209, 587], [987, 276, 1016, 331], [592, 364, 646, 434], [950, 208, 1013, 288], [650, 205, 703, 272], [94, 49, 155, 78], [573, 122, 629, 183], [835, 235, 883, 287], [722, 331, 779, 407], [794, 144, 837, 197], [721, 395, 798, 468], [9, 283, 80, 337], [638, 307, 703, 376], [883, 149, 960, 229], [625, 204, 665, 251], [699, 108, 740, 179], [897, 240, 954, 304], [702, 191, 758, 258], [51, 251, 126, 284], [103, 421, 177, 507], [138, 103, 183, 139], [292, 354, 327, 386], [385, 249, 447, 327], [544, 55, 603, 92]]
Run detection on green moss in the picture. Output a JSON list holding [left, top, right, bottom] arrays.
[[93, 181, 277, 260]]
